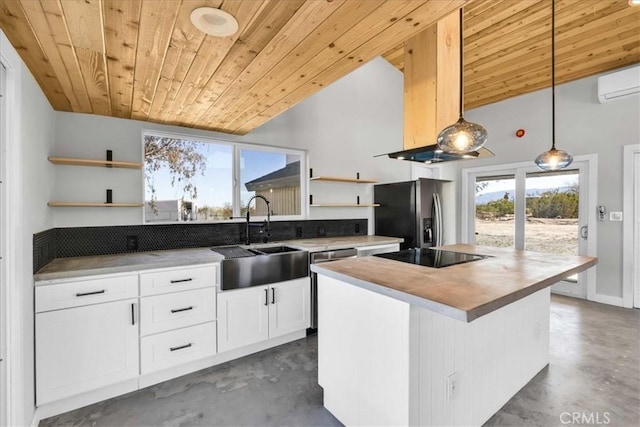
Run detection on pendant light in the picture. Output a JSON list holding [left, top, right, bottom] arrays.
[[437, 8, 488, 153], [534, 0, 573, 171]]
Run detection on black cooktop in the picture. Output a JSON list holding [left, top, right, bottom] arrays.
[[374, 248, 488, 268]]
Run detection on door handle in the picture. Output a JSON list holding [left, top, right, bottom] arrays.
[[271, 287, 275, 304], [264, 288, 269, 306], [580, 225, 588, 239], [131, 303, 137, 325]]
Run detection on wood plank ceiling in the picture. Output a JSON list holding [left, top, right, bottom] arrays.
[[0, 0, 638, 135]]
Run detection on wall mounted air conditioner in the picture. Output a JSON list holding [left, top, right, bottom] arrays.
[[597, 66, 640, 103]]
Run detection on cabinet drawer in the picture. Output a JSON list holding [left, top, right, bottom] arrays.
[[36, 275, 138, 313], [140, 265, 217, 296], [140, 288, 216, 336], [140, 322, 217, 374]]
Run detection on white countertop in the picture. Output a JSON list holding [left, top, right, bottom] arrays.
[[34, 235, 403, 282]]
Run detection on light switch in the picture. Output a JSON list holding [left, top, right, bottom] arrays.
[[609, 211, 623, 221]]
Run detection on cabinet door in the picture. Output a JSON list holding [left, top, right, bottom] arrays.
[[36, 299, 139, 405], [217, 286, 269, 353], [269, 278, 310, 338]]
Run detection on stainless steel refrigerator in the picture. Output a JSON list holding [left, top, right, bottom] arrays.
[[374, 178, 448, 250]]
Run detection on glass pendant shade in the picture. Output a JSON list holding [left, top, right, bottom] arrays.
[[534, 0, 573, 171], [534, 147, 573, 171], [437, 117, 488, 153]]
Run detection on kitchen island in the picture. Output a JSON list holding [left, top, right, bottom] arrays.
[[311, 244, 596, 427]]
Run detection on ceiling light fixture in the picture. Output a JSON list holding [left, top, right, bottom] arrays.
[[190, 7, 238, 37], [436, 8, 488, 154], [534, 0, 573, 171]]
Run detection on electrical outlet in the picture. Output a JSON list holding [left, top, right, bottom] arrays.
[[126, 235, 139, 251], [446, 372, 459, 402], [355, 223, 360, 233], [296, 226, 303, 238], [318, 226, 326, 237]]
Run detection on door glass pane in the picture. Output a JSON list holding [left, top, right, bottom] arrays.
[[144, 135, 233, 222], [240, 150, 301, 216], [525, 170, 579, 256], [475, 175, 516, 247]]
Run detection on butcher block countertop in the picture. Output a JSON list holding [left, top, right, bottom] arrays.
[[311, 244, 597, 322], [34, 235, 402, 282]]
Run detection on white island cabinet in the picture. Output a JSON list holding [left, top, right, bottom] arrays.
[[313, 244, 597, 427], [35, 274, 139, 406], [217, 277, 310, 352]]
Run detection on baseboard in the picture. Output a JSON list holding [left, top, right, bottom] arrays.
[[36, 378, 139, 421], [589, 293, 624, 307], [30, 408, 41, 427]]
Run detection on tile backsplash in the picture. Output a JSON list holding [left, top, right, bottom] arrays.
[[33, 219, 367, 272]]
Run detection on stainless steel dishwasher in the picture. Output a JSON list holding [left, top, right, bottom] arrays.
[[309, 248, 357, 332]]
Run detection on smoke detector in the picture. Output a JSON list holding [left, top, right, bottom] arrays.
[[190, 7, 238, 37]]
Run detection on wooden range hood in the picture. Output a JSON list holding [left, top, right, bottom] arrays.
[[386, 10, 492, 164]]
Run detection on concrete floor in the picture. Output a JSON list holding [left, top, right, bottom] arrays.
[[41, 295, 639, 427]]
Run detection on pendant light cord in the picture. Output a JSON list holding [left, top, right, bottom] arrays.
[[459, 8, 464, 119], [551, 0, 556, 150]]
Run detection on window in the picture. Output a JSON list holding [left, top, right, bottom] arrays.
[[143, 132, 306, 223], [240, 148, 301, 216]]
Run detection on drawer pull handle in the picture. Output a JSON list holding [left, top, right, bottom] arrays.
[[76, 290, 105, 297], [170, 278, 193, 284], [271, 287, 275, 304], [264, 288, 268, 306], [170, 343, 192, 352], [170, 306, 194, 314]]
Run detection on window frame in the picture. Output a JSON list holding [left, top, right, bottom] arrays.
[[141, 129, 308, 223]]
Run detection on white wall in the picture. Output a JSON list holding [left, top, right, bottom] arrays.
[[53, 56, 409, 227], [440, 68, 640, 299], [1, 30, 55, 426]]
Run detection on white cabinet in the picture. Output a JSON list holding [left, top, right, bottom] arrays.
[[139, 265, 218, 374], [36, 297, 139, 405], [217, 286, 269, 352], [269, 278, 310, 338], [217, 277, 310, 353]]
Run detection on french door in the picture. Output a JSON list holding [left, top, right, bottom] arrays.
[[463, 156, 597, 298]]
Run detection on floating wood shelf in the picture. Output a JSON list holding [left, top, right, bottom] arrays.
[[309, 176, 377, 184], [48, 202, 144, 207], [310, 203, 380, 207], [48, 156, 142, 169]]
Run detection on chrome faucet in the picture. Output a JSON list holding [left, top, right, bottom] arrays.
[[245, 195, 271, 245]]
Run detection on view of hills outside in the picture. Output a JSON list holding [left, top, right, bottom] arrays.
[[475, 173, 579, 256]]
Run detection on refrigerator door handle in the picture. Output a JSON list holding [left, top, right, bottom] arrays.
[[433, 193, 443, 246]]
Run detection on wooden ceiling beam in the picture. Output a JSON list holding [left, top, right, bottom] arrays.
[[403, 11, 460, 150], [233, 0, 466, 135]]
